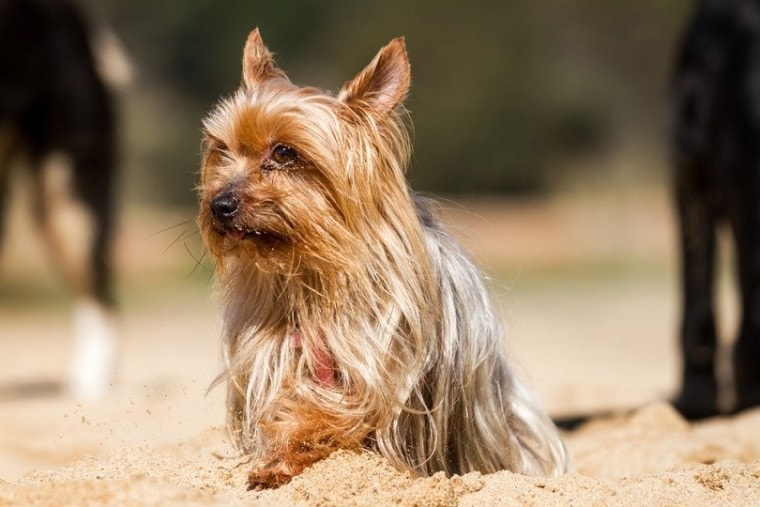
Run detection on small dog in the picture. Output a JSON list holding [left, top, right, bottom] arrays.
[[198, 28, 568, 488], [0, 0, 117, 398], [671, 0, 760, 419]]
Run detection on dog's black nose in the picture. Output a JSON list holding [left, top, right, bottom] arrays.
[[211, 195, 239, 224]]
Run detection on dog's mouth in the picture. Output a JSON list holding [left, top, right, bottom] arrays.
[[222, 227, 287, 249], [205, 195, 290, 252]]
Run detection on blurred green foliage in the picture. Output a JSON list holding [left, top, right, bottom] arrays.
[[87, 0, 692, 206]]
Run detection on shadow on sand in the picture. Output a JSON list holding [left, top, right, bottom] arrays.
[[0, 379, 64, 401]]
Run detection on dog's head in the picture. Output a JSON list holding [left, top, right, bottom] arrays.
[[198, 29, 414, 273]]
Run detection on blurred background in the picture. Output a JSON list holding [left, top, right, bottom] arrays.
[[4, 0, 740, 477], [87, 0, 690, 203]]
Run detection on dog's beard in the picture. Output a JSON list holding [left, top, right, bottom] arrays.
[[211, 227, 293, 273]]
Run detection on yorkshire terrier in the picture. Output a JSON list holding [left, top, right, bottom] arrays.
[[198, 28, 568, 489]]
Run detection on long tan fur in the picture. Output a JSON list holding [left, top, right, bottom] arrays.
[[198, 28, 568, 488]]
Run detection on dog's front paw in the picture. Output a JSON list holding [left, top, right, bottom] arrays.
[[247, 464, 300, 490]]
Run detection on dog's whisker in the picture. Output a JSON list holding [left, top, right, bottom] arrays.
[[183, 242, 209, 280], [146, 218, 194, 239], [162, 226, 190, 254]]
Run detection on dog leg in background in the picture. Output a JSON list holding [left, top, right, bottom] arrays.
[[672, 165, 719, 419], [34, 152, 117, 399], [732, 209, 760, 412], [0, 167, 8, 250], [0, 127, 17, 249], [70, 297, 117, 398]]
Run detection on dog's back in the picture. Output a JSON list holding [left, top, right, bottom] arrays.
[[0, 0, 114, 195], [673, 0, 760, 191], [414, 197, 568, 476]]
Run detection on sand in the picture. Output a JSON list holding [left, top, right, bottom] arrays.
[[2, 193, 759, 505], [2, 404, 759, 506]]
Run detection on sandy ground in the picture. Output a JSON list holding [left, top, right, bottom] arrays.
[[1, 188, 758, 505]]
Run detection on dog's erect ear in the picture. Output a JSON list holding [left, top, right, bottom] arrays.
[[242, 28, 286, 87], [338, 37, 410, 115]]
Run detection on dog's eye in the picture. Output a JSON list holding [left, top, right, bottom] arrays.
[[272, 144, 297, 165]]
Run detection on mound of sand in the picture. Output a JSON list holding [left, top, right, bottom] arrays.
[[2, 403, 759, 506]]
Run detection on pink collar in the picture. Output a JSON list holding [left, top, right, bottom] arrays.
[[290, 330, 334, 386]]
